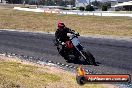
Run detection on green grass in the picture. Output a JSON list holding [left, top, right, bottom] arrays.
[[0, 7, 132, 36], [0, 61, 61, 88], [0, 58, 106, 88]]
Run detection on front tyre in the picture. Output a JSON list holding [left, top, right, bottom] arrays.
[[82, 50, 96, 65]]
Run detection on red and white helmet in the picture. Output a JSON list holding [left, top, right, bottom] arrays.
[[58, 21, 65, 29]]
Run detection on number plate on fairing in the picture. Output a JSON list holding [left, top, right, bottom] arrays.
[[71, 37, 80, 46]]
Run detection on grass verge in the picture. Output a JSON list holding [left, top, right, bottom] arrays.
[[0, 7, 132, 37], [0, 59, 60, 88], [0, 55, 107, 88]]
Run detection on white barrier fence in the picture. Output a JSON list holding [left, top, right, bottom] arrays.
[[14, 7, 132, 17]]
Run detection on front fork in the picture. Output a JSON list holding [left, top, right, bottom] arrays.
[[75, 45, 89, 63]]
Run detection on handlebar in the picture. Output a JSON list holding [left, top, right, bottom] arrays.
[[75, 32, 80, 36]]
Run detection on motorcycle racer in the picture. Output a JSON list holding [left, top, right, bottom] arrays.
[[54, 21, 98, 66], [55, 21, 75, 45]]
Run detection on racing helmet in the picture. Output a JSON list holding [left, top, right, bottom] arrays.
[[58, 21, 65, 29]]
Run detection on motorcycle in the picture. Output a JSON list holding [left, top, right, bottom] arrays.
[[55, 33, 98, 66]]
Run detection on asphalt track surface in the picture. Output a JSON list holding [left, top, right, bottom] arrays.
[[0, 30, 132, 83]]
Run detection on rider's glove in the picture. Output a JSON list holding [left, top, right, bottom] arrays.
[[61, 42, 65, 45], [75, 32, 80, 36]]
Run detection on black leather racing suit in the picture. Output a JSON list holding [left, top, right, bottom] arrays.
[[55, 27, 75, 59], [55, 27, 75, 43]]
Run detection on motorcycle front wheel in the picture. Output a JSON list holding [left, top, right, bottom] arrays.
[[81, 50, 96, 65]]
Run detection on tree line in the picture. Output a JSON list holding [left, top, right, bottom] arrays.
[[5, 0, 75, 6], [79, 1, 111, 11]]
